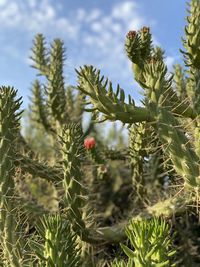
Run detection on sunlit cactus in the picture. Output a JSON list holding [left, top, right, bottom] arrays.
[[1, 0, 200, 266]]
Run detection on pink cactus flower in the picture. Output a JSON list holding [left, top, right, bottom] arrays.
[[84, 137, 96, 150], [127, 30, 137, 39]]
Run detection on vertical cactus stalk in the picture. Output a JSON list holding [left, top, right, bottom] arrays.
[[194, 118, 200, 158], [33, 214, 81, 267], [182, 0, 200, 70], [29, 80, 53, 133], [125, 27, 152, 88], [31, 35, 69, 134], [173, 64, 187, 99], [129, 123, 146, 199], [30, 34, 49, 75], [0, 87, 24, 266], [143, 61, 200, 188], [60, 123, 96, 243], [47, 39, 67, 126], [182, 0, 200, 161]]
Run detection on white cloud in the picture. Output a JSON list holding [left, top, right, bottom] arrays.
[[86, 9, 101, 22], [165, 56, 176, 71], [128, 17, 143, 31], [28, 0, 37, 8], [112, 1, 138, 20], [0, 0, 78, 39], [0, 0, 160, 102], [76, 8, 86, 21], [0, 2, 21, 26], [0, 0, 145, 42], [91, 22, 103, 32], [0, 0, 7, 6], [73, 1, 146, 89]]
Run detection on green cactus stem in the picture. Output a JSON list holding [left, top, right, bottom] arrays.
[[173, 64, 187, 100], [33, 214, 81, 266], [29, 80, 54, 134], [14, 153, 63, 182], [47, 39, 68, 125], [182, 0, 200, 69], [0, 87, 25, 266], [116, 218, 176, 267], [60, 123, 97, 243], [129, 123, 146, 198], [76, 65, 151, 123], [95, 193, 192, 243], [143, 61, 200, 188], [76, 65, 196, 124], [30, 34, 49, 75]]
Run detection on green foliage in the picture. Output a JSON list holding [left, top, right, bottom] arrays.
[[1, 0, 200, 266], [29, 33, 87, 137], [129, 123, 146, 198], [113, 218, 176, 267], [182, 0, 200, 69], [173, 64, 187, 99], [0, 87, 25, 266], [76, 65, 148, 123], [60, 123, 92, 242], [29, 80, 52, 133], [32, 214, 81, 266]]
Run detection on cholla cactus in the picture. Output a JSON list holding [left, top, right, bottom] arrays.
[[32, 214, 81, 266], [1, 0, 200, 266], [112, 218, 176, 267]]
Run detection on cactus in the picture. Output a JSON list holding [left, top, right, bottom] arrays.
[[32, 214, 81, 266], [1, 0, 200, 265], [60, 123, 93, 242], [0, 87, 27, 266], [112, 218, 176, 267]]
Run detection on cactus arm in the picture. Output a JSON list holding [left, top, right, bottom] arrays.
[[125, 27, 152, 88], [14, 153, 63, 182], [30, 34, 49, 76], [76, 65, 151, 123], [129, 123, 146, 198], [143, 61, 200, 188], [194, 117, 200, 158], [173, 64, 187, 99], [94, 193, 192, 243], [73, 90, 86, 123], [46, 39, 68, 125], [181, 0, 200, 159], [65, 86, 75, 118], [29, 80, 54, 133], [0, 87, 25, 266], [31, 35, 68, 128], [181, 0, 200, 69], [126, 28, 196, 120], [32, 214, 81, 266], [76, 64, 196, 124], [60, 123, 98, 243], [186, 70, 200, 159], [156, 108, 199, 188]]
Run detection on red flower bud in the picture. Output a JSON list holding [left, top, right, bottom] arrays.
[[148, 57, 157, 64], [141, 26, 150, 33], [84, 137, 96, 150], [127, 30, 137, 39]]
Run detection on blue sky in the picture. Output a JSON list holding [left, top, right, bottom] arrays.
[[0, 0, 187, 108]]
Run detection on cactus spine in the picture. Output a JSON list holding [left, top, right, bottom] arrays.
[[0, 87, 24, 266], [1, 1, 200, 265]]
